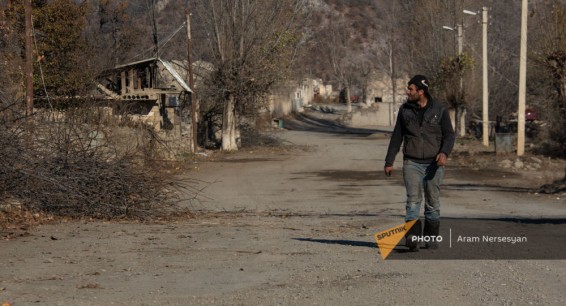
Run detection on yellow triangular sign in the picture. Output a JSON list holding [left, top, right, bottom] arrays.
[[374, 220, 417, 260]]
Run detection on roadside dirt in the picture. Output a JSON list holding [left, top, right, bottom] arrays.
[[1, 116, 566, 305]]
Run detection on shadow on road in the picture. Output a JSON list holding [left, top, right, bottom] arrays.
[[293, 237, 377, 248], [443, 183, 536, 193], [294, 216, 566, 259], [283, 113, 390, 135]]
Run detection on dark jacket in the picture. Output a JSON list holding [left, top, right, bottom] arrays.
[[385, 99, 455, 166]]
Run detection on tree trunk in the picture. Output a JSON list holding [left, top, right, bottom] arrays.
[[222, 94, 238, 151], [390, 48, 397, 127], [459, 107, 467, 137], [345, 86, 352, 113], [454, 106, 461, 137], [453, 105, 467, 137]]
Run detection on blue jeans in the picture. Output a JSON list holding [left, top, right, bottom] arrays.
[[402, 159, 444, 222]]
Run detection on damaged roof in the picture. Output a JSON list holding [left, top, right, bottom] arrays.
[[111, 57, 192, 93], [159, 59, 192, 93]]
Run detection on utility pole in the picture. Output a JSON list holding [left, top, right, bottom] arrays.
[[517, 0, 528, 156], [456, 24, 466, 137], [456, 0, 465, 138], [456, 24, 463, 55], [444, 8, 480, 139], [442, 23, 464, 135], [24, 0, 33, 118], [150, 0, 159, 57], [186, 7, 198, 152], [482, 7, 489, 147], [389, 29, 396, 127]]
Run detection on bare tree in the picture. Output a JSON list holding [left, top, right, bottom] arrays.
[[397, 0, 474, 136], [194, 0, 306, 151], [529, 0, 566, 153], [371, 1, 410, 110], [0, 2, 25, 101], [309, 3, 381, 113], [0, 1, 195, 219], [325, 20, 357, 112]]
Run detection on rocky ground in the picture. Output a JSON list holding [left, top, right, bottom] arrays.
[[450, 136, 566, 192]]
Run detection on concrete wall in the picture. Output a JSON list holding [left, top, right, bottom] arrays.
[[268, 81, 297, 117], [346, 103, 399, 127], [365, 73, 407, 106], [268, 78, 331, 117], [311, 79, 333, 100]]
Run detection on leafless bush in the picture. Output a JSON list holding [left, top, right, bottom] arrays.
[[1, 98, 191, 220], [239, 123, 285, 148]]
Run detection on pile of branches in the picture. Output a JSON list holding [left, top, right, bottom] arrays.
[[538, 168, 566, 194], [0, 98, 188, 220]]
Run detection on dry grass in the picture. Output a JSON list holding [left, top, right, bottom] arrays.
[[0, 99, 195, 226]]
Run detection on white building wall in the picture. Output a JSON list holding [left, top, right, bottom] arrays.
[[269, 78, 333, 117]]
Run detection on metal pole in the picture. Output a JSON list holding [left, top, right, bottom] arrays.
[[389, 29, 396, 127], [24, 0, 33, 118], [457, 24, 465, 137], [482, 7, 489, 147], [517, 0, 528, 156], [457, 24, 463, 55], [186, 8, 198, 152]]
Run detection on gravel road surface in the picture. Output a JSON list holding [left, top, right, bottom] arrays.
[[2, 116, 565, 305]]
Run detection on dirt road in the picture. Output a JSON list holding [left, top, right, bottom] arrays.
[[2, 116, 566, 305]]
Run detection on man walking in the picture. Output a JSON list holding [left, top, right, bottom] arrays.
[[384, 75, 455, 251]]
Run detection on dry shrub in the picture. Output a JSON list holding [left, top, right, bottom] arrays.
[[239, 121, 285, 148], [1, 98, 190, 220]]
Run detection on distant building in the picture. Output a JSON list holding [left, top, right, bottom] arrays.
[[365, 74, 407, 126], [269, 78, 332, 118], [96, 57, 193, 133]]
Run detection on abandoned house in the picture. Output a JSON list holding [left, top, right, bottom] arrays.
[[96, 57, 193, 134]]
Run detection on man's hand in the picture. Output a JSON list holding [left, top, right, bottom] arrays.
[[436, 153, 447, 166], [384, 166, 393, 177]]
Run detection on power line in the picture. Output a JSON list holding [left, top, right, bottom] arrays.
[[467, 45, 518, 89], [125, 21, 186, 62], [31, 15, 53, 110]]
